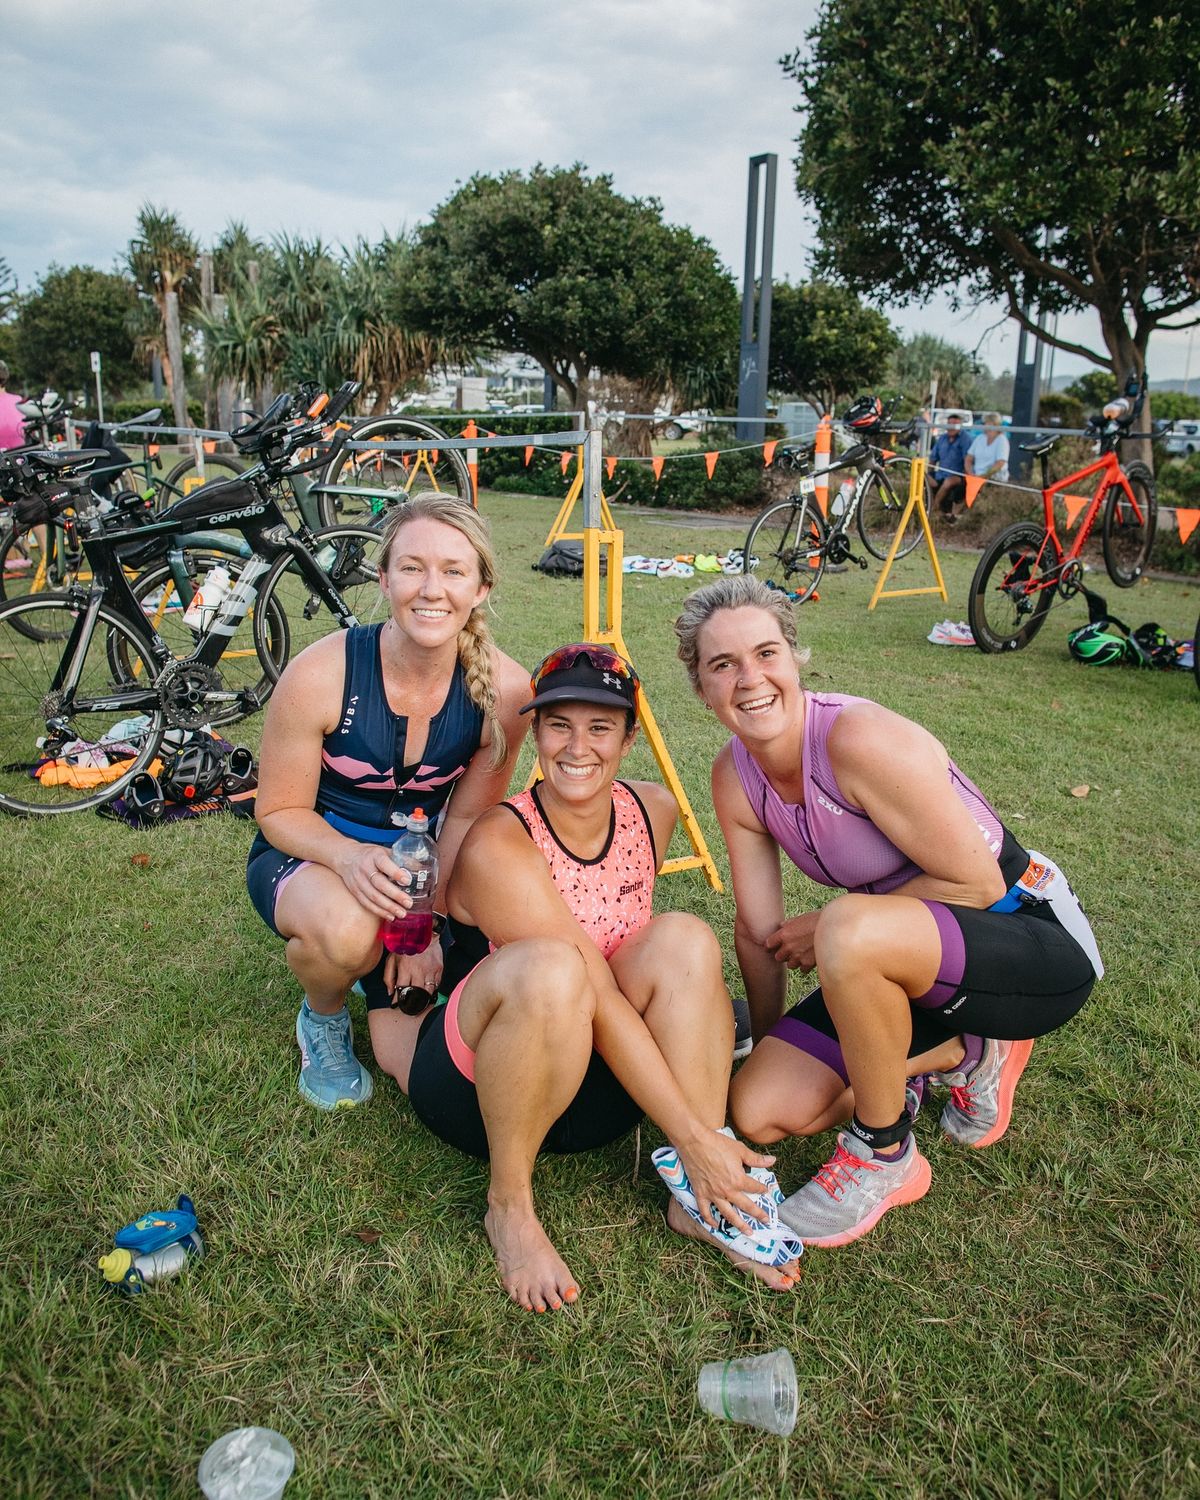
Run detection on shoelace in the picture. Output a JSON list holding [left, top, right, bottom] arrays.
[[949, 1081, 979, 1117], [305, 1015, 359, 1082], [814, 1140, 881, 1200]]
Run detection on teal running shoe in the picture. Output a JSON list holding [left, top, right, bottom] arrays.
[[295, 1002, 373, 1111]]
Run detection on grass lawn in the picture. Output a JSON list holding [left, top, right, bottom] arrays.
[[2, 491, 1198, 1498]]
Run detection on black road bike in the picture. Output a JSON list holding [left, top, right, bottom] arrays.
[[0, 383, 391, 815], [742, 420, 926, 603]]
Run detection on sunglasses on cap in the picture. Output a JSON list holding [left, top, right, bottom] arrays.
[[521, 643, 640, 716]]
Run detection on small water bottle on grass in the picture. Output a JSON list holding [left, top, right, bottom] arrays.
[[379, 807, 438, 955]]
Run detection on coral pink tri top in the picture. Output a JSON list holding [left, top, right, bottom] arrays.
[[503, 780, 657, 958]]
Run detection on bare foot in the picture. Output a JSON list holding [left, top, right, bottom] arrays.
[[666, 1196, 801, 1292], [484, 1203, 580, 1313]]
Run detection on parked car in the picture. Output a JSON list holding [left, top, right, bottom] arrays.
[[1161, 419, 1200, 457]]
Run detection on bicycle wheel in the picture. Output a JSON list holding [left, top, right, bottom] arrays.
[[316, 417, 472, 526], [254, 525, 389, 680], [0, 594, 165, 815], [968, 522, 1057, 653], [161, 451, 247, 502], [0, 521, 87, 636], [745, 499, 827, 604], [856, 455, 930, 560], [116, 551, 288, 725], [1102, 461, 1157, 587]]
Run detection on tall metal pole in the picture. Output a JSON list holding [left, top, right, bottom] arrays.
[[736, 154, 777, 441]]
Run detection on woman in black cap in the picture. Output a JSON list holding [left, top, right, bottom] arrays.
[[374, 642, 803, 1313]]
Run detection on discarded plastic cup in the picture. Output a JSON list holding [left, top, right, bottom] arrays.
[[198, 1427, 295, 1500], [697, 1347, 798, 1437]]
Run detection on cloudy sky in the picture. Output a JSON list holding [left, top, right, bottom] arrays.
[[5, 0, 1196, 387]]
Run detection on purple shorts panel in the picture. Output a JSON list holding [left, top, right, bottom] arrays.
[[912, 900, 966, 1009], [768, 1015, 849, 1085]]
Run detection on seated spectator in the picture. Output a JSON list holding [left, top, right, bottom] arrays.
[[930, 413, 971, 522], [966, 413, 1010, 486]]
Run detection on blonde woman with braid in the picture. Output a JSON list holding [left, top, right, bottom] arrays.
[[248, 494, 529, 1111]]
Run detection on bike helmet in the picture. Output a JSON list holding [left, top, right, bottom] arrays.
[[1067, 623, 1128, 665], [161, 742, 226, 802], [843, 395, 884, 432]]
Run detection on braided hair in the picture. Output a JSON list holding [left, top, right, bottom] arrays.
[[379, 493, 507, 768]]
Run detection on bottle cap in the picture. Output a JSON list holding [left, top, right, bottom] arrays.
[[98, 1248, 134, 1283]]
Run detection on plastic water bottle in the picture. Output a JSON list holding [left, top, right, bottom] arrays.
[[98, 1193, 205, 1294], [380, 807, 438, 955], [183, 564, 232, 630]]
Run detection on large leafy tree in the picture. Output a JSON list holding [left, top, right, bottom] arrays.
[[887, 333, 984, 409], [400, 165, 738, 414], [769, 281, 898, 414], [12, 265, 140, 397], [784, 1, 1200, 387]]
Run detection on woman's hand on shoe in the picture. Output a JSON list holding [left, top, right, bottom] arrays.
[[679, 1129, 775, 1235]]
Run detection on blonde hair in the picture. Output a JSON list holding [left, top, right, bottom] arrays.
[[674, 575, 811, 694], [379, 493, 507, 767]]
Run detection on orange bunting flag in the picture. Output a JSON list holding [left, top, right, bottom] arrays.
[[651, 456, 665, 482], [486, 430, 497, 439], [704, 451, 719, 479], [202, 439, 216, 454], [561, 450, 571, 476], [763, 440, 778, 467], [879, 449, 895, 461], [430, 449, 440, 466], [605, 456, 618, 480], [461, 419, 478, 439], [1177, 507, 1200, 545], [963, 474, 987, 509], [1062, 493, 1090, 530], [524, 445, 534, 467], [148, 443, 160, 458]]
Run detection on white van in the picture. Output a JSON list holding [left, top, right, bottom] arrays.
[[1162, 420, 1200, 457]]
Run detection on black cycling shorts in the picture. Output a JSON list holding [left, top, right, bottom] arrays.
[[406, 1005, 643, 1161]]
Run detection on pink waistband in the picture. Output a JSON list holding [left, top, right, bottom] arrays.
[[443, 975, 476, 1083]]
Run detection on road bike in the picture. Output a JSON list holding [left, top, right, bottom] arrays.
[[0, 382, 391, 815], [968, 377, 1156, 652], [741, 417, 926, 603], [315, 412, 472, 525]]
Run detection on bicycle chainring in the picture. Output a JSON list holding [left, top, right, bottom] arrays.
[[827, 531, 852, 566], [158, 660, 225, 728], [1057, 560, 1084, 599]]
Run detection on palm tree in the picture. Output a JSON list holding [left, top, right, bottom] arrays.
[[125, 204, 199, 427]]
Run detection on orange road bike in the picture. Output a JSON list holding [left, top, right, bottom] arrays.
[[968, 379, 1156, 652]]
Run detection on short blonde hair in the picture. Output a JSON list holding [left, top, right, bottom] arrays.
[[379, 493, 507, 768], [674, 575, 810, 694]]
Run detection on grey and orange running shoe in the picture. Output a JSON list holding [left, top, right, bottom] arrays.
[[935, 1036, 1034, 1148], [778, 1131, 932, 1248]]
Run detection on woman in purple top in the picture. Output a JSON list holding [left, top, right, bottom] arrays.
[[674, 576, 1100, 1248]]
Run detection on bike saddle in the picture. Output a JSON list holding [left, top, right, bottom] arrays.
[[29, 448, 111, 475], [1019, 436, 1059, 458]]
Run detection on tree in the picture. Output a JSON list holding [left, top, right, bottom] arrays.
[[784, 1, 1200, 395], [400, 165, 738, 419], [13, 265, 140, 397], [886, 334, 984, 410], [126, 204, 200, 426], [769, 280, 897, 414], [1064, 371, 1118, 411]]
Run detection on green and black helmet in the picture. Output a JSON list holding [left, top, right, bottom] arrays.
[[1067, 623, 1129, 665]]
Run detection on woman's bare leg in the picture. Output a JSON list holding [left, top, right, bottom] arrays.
[[455, 940, 595, 1313], [275, 865, 382, 1014]]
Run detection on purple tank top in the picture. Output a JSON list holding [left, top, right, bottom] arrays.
[[731, 691, 1003, 894]]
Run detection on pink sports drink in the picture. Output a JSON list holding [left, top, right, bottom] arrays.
[[379, 807, 439, 956]]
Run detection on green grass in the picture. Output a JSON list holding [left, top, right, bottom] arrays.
[[2, 492, 1199, 1497]]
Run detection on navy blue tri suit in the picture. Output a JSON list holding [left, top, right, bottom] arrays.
[[247, 623, 484, 1002]]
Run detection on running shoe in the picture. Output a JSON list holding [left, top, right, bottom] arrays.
[[778, 1130, 932, 1248], [732, 996, 753, 1060], [295, 1002, 373, 1111], [935, 1036, 1034, 1149]]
